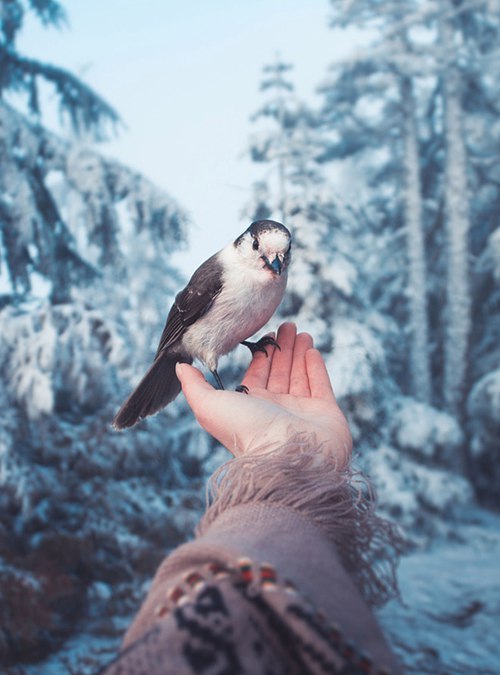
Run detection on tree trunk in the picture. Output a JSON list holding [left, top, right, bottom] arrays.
[[401, 76, 432, 403], [440, 13, 471, 418]]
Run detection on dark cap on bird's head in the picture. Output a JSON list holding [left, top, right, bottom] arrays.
[[235, 219, 291, 244], [234, 219, 291, 276]]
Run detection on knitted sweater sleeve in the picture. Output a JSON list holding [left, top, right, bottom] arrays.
[[102, 435, 404, 674]]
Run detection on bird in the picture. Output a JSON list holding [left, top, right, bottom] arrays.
[[112, 219, 292, 429]]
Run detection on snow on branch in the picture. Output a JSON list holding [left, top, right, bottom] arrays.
[[0, 45, 120, 138], [0, 102, 188, 301]]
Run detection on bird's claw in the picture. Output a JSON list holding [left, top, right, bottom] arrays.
[[241, 336, 281, 357], [235, 384, 249, 394]]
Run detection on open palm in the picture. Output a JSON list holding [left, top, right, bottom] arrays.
[[176, 323, 352, 467]]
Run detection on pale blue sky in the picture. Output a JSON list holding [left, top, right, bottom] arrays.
[[20, 1, 357, 272]]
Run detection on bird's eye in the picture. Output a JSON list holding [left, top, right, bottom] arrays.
[[252, 238, 259, 251]]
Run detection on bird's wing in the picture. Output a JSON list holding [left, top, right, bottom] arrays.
[[154, 253, 224, 358]]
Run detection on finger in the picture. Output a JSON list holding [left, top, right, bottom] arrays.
[[305, 349, 336, 401], [176, 362, 215, 414], [241, 332, 276, 390], [267, 322, 296, 394], [289, 332, 314, 397]]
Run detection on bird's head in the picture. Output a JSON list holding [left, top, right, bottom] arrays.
[[234, 220, 292, 276]]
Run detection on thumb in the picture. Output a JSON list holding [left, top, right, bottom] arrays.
[[175, 362, 214, 412]]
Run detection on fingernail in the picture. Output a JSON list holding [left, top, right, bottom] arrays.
[[175, 363, 184, 377]]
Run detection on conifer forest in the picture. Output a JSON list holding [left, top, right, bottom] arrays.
[[0, 1, 499, 672]]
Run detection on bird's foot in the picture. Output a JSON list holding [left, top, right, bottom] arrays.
[[235, 384, 249, 394], [211, 369, 225, 390], [241, 336, 281, 357]]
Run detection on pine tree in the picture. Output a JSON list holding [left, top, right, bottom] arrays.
[[0, 3, 196, 670], [0, 0, 118, 135], [322, 0, 500, 500], [247, 52, 470, 534], [323, 0, 433, 404], [436, 0, 475, 418], [245, 58, 346, 346], [400, 69, 432, 404], [249, 57, 296, 222], [0, 0, 123, 303], [444, 0, 500, 502]]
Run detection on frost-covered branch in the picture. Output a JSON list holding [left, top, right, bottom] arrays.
[[0, 101, 188, 302], [0, 45, 120, 137]]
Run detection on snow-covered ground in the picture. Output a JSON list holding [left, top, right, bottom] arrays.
[[13, 507, 498, 674], [379, 507, 500, 674]]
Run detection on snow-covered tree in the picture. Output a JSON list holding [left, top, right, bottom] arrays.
[[437, 0, 472, 417], [243, 54, 471, 536], [242, 9, 500, 675], [323, 0, 433, 405], [245, 59, 358, 349], [0, 0, 118, 135], [0, 3, 198, 671], [0, 0, 121, 303], [321, 0, 500, 501], [248, 58, 324, 223]]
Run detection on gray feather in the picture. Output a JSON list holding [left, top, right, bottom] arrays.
[[155, 253, 223, 357], [112, 351, 193, 429]]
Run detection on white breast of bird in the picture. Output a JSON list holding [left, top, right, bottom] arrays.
[[182, 243, 288, 371]]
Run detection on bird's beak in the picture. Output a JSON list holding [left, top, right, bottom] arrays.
[[262, 254, 283, 275]]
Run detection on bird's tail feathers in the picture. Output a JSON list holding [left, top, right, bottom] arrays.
[[112, 351, 192, 430]]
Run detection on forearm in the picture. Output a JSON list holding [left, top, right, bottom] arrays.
[[122, 439, 404, 673]]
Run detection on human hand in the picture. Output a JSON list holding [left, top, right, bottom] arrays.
[[175, 323, 352, 467]]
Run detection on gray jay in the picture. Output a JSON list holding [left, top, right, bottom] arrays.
[[113, 219, 291, 429]]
